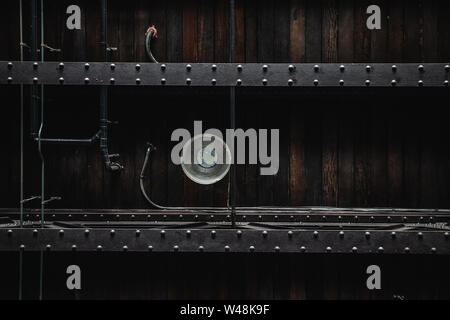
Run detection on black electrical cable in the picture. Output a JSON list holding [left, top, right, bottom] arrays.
[[145, 26, 158, 63]]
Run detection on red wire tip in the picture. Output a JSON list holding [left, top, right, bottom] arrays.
[[145, 25, 158, 39]]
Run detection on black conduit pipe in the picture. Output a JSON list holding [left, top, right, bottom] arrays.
[[30, 0, 39, 138], [100, 0, 122, 171]]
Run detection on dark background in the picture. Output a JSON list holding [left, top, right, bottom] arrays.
[[0, 0, 450, 300]]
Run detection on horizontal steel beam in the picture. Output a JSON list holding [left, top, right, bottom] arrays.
[[0, 228, 449, 254], [1, 209, 450, 224], [1, 62, 449, 87]]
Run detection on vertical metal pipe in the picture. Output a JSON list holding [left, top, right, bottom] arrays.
[[38, 0, 45, 301], [229, 0, 236, 226], [30, 0, 39, 137], [19, 0, 24, 301], [38, 0, 45, 225], [19, 0, 24, 228]]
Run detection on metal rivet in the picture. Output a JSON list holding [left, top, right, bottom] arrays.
[[59, 230, 64, 236], [236, 79, 242, 86], [418, 232, 423, 239], [237, 64, 243, 72], [403, 216, 408, 222], [445, 65, 450, 72], [378, 247, 384, 253], [392, 65, 397, 72], [198, 246, 204, 252], [20, 244, 25, 251], [173, 245, 179, 252], [46, 244, 51, 251], [33, 229, 38, 236], [313, 231, 319, 238], [404, 247, 410, 253], [110, 230, 115, 236], [306, 215, 310, 220], [136, 230, 140, 237], [365, 231, 371, 239], [366, 65, 372, 72], [136, 78, 141, 84], [110, 78, 115, 84], [186, 230, 191, 237], [7, 62, 13, 69], [96, 245, 102, 251], [58, 62, 64, 70], [445, 232, 449, 239], [288, 79, 294, 86], [72, 245, 77, 251], [313, 79, 319, 86], [160, 230, 165, 237], [387, 216, 392, 221], [33, 62, 39, 69], [262, 231, 268, 238], [322, 216, 326, 221], [262, 65, 268, 72], [274, 215, 278, 220], [418, 80, 424, 87], [391, 231, 396, 238], [289, 215, 294, 220], [136, 64, 141, 71], [160, 64, 166, 71], [211, 78, 216, 85], [314, 65, 320, 72], [289, 64, 295, 72], [339, 79, 344, 86], [85, 229, 90, 235], [110, 63, 116, 70], [33, 77, 38, 83], [340, 65, 345, 72], [418, 65, 424, 72], [161, 78, 166, 85], [300, 246, 306, 252], [326, 247, 332, 253], [274, 246, 280, 252], [7, 229, 12, 236], [262, 79, 268, 85], [354, 216, 359, 221], [148, 245, 153, 251], [58, 77, 64, 84], [211, 230, 216, 238], [288, 231, 293, 238], [186, 78, 191, 85], [237, 230, 242, 238], [225, 246, 230, 252], [84, 63, 90, 70], [431, 247, 437, 253], [195, 215, 199, 220], [123, 245, 128, 251], [84, 77, 90, 84], [391, 80, 397, 86], [212, 64, 217, 71], [444, 80, 448, 87], [186, 64, 192, 71], [7, 77, 12, 83], [339, 231, 344, 238], [258, 215, 262, 220], [249, 246, 255, 252], [352, 247, 357, 253]]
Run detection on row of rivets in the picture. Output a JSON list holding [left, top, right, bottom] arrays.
[[5, 62, 449, 73], [9, 243, 445, 253]]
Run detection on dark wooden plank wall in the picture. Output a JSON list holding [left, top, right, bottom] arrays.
[[1, 252, 450, 300], [1, 0, 450, 210]]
